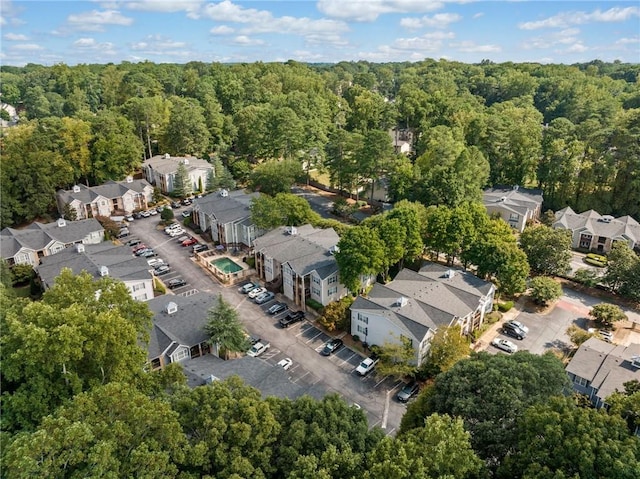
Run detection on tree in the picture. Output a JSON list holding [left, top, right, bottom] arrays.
[[530, 276, 563, 305], [607, 380, 640, 435], [248, 159, 302, 196], [172, 161, 192, 199], [566, 324, 594, 347], [205, 294, 250, 358], [335, 225, 385, 293], [497, 396, 640, 479], [605, 242, 640, 301], [1, 270, 152, 431], [171, 376, 281, 478], [95, 215, 121, 238], [160, 207, 174, 222], [2, 382, 186, 478], [0, 260, 12, 290], [519, 225, 572, 276], [365, 414, 483, 479], [590, 303, 628, 328], [161, 96, 211, 157], [362, 215, 406, 281], [402, 351, 570, 462], [10, 264, 34, 286], [419, 325, 470, 379], [318, 297, 353, 332], [249, 192, 318, 230], [373, 336, 417, 379]]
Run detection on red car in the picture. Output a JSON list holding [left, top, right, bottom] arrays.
[[181, 237, 198, 247], [132, 243, 147, 253]]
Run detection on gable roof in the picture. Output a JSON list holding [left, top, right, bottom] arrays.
[[554, 208, 640, 242], [566, 337, 640, 402], [146, 292, 219, 361], [483, 185, 543, 212], [253, 225, 340, 279], [192, 189, 259, 224], [57, 179, 153, 205], [143, 154, 212, 175], [1, 219, 103, 257], [36, 242, 152, 289], [352, 262, 494, 340]]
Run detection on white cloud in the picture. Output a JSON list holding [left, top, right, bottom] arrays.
[[522, 28, 581, 50], [400, 13, 461, 29], [519, 6, 639, 30], [200, 0, 271, 23], [615, 37, 639, 45], [232, 35, 265, 46], [67, 9, 134, 32], [130, 35, 188, 51], [72, 37, 116, 55], [210, 25, 234, 35], [564, 42, 588, 53], [0, 16, 6, 26], [11, 43, 44, 51], [473, 12, 483, 19], [390, 31, 455, 52], [317, 0, 443, 22], [123, 0, 203, 13], [4, 32, 28, 41], [449, 41, 500, 53]]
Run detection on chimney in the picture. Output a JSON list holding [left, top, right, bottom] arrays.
[[125, 175, 133, 183], [396, 297, 408, 307], [72, 185, 81, 193], [76, 243, 85, 253], [57, 218, 67, 228], [98, 265, 109, 277], [166, 301, 178, 315], [183, 158, 189, 165], [164, 153, 170, 159]]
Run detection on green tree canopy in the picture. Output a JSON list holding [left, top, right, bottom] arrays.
[[205, 294, 250, 358], [248, 159, 302, 196], [419, 325, 471, 379], [605, 242, 640, 301], [519, 225, 572, 276], [1, 270, 152, 431], [250, 192, 318, 230], [589, 303, 628, 328], [335, 225, 385, 293], [530, 276, 563, 305]]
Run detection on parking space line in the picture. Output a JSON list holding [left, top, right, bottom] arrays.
[[306, 331, 325, 343], [336, 352, 358, 367], [374, 375, 390, 388]]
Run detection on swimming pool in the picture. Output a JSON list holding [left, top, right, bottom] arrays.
[[210, 256, 244, 274]]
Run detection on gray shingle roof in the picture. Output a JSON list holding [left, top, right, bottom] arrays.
[[146, 292, 219, 360], [483, 186, 543, 211], [57, 179, 153, 205], [1, 219, 103, 257], [566, 337, 640, 402], [36, 242, 152, 288], [354, 262, 494, 340], [143, 155, 212, 175], [193, 190, 260, 224], [554, 207, 640, 243], [253, 225, 340, 279]]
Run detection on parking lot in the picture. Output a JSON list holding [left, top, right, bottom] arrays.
[[121, 215, 408, 434]]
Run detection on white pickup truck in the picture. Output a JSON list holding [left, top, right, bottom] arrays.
[[355, 356, 379, 376], [247, 340, 271, 357]]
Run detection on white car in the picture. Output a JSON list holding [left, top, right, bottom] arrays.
[[147, 258, 165, 268], [491, 338, 518, 354], [508, 320, 529, 334], [168, 228, 186, 237], [248, 287, 267, 299], [277, 358, 293, 371]]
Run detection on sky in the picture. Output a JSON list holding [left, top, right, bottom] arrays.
[[0, 0, 638, 66]]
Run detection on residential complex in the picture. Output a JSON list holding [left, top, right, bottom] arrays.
[[142, 154, 213, 194], [482, 185, 544, 233]]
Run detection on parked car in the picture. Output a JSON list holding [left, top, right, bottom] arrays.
[[169, 229, 186, 237], [132, 243, 147, 253], [355, 355, 379, 376], [182, 237, 198, 247], [507, 320, 529, 334], [321, 338, 344, 356], [164, 223, 181, 234], [127, 238, 142, 247], [182, 199, 192, 206], [140, 210, 151, 218], [267, 302, 288, 315], [153, 265, 171, 276], [277, 358, 293, 371], [147, 258, 165, 268], [167, 278, 187, 289], [116, 228, 130, 238], [175, 235, 190, 243], [133, 212, 143, 220], [140, 249, 157, 258], [148, 209, 158, 216], [239, 282, 260, 294], [502, 321, 527, 340], [124, 214, 134, 222], [193, 244, 209, 253], [248, 287, 267, 299], [255, 291, 275, 304], [171, 201, 182, 209], [491, 337, 518, 354], [279, 311, 305, 328], [181, 209, 192, 218], [396, 381, 420, 402]]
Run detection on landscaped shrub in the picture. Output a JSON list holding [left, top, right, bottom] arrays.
[[498, 301, 514, 312], [306, 298, 324, 311]]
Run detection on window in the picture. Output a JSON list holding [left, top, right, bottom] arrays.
[[357, 313, 368, 324], [132, 282, 145, 292], [172, 347, 189, 362], [509, 213, 519, 221], [574, 376, 588, 387], [312, 287, 321, 296], [598, 236, 606, 244], [328, 286, 338, 295], [312, 276, 320, 284], [328, 275, 338, 284], [357, 325, 368, 335], [150, 358, 161, 369], [15, 253, 32, 265]]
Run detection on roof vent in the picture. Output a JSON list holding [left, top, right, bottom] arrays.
[[329, 245, 339, 255], [220, 189, 228, 197], [166, 301, 178, 315], [499, 196, 507, 202], [125, 175, 133, 183], [57, 218, 67, 228], [396, 296, 408, 307], [98, 265, 109, 277], [72, 184, 81, 193], [513, 185, 519, 191], [286, 226, 297, 235], [164, 153, 170, 159], [601, 215, 614, 223], [76, 243, 85, 253], [183, 158, 189, 165], [443, 269, 455, 279]]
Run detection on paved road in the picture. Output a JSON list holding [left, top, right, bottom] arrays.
[[291, 186, 336, 219], [126, 213, 406, 434]]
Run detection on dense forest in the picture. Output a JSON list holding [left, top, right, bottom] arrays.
[[1, 59, 639, 228], [1, 275, 639, 478]]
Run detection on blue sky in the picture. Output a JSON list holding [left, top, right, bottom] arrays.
[[1, 1, 638, 66]]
